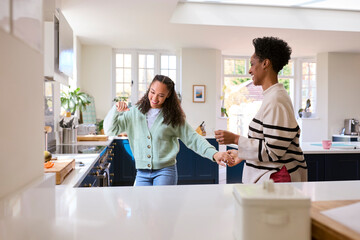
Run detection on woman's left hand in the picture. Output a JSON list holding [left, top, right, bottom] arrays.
[[213, 152, 234, 166]]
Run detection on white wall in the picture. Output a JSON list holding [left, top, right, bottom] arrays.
[[300, 52, 360, 141], [181, 48, 221, 133], [299, 53, 329, 142], [328, 53, 360, 136], [80, 45, 112, 120], [0, 31, 44, 198]]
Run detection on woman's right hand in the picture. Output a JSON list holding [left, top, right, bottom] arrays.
[[116, 101, 130, 112]]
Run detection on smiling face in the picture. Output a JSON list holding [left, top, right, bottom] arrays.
[[148, 81, 170, 108], [249, 53, 266, 86]]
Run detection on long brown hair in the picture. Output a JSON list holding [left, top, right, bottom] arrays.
[[136, 75, 185, 127]]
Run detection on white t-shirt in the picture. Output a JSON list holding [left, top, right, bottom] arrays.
[[146, 108, 161, 129]]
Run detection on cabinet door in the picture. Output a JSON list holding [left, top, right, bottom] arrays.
[[325, 154, 360, 181], [177, 139, 219, 184], [226, 146, 244, 183], [113, 139, 136, 186], [304, 154, 325, 182]]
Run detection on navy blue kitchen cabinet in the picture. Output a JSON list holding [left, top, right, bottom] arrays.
[[225, 152, 360, 183], [112, 139, 136, 186], [176, 138, 219, 184], [112, 138, 219, 186], [304, 154, 360, 181], [304, 154, 325, 181], [324, 154, 360, 181], [226, 145, 244, 184]]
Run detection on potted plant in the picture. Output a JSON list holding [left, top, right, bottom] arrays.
[[61, 86, 91, 124], [96, 119, 104, 135], [220, 85, 228, 117], [221, 107, 228, 117], [298, 99, 311, 118]]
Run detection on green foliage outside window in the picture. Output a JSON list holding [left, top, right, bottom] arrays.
[[278, 78, 290, 94]]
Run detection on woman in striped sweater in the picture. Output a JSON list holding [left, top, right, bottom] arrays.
[[215, 37, 307, 183]]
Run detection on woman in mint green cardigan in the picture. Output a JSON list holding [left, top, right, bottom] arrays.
[[104, 75, 232, 186]]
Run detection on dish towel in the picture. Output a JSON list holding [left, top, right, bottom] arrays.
[[270, 165, 291, 182], [82, 95, 97, 124]]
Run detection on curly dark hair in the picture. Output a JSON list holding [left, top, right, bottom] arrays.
[[252, 36, 292, 73], [136, 75, 185, 127]]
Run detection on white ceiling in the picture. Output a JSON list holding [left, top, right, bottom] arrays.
[[60, 0, 360, 57]]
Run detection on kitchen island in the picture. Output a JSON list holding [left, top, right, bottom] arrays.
[[3, 139, 360, 239], [1, 174, 360, 239]]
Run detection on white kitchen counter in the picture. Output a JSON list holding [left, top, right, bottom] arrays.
[[228, 142, 360, 154], [52, 154, 99, 187], [301, 142, 360, 154], [1, 177, 360, 240], [47, 137, 115, 187]]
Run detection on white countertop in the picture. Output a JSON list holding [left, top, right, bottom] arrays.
[[53, 154, 99, 187], [301, 142, 360, 154], [1, 177, 360, 240], [47, 137, 114, 187], [228, 142, 360, 154]]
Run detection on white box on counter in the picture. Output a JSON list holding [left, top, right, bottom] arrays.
[[233, 180, 311, 240]]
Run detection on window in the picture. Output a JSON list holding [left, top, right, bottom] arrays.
[[222, 56, 294, 135], [222, 56, 259, 135], [113, 50, 178, 105], [60, 77, 77, 115], [115, 53, 132, 100], [161, 55, 177, 82], [301, 60, 316, 114], [278, 60, 294, 96]]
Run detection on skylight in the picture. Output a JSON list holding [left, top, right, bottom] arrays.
[[182, 0, 360, 11]]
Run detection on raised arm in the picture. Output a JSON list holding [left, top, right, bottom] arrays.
[[103, 103, 130, 136]]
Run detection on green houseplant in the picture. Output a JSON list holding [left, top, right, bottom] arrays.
[[60, 87, 91, 124], [96, 119, 104, 135], [298, 99, 311, 118], [220, 85, 229, 117]]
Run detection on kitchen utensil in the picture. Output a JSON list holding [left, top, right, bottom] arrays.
[[195, 121, 206, 136], [63, 128, 77, 144], [44, 126, 53, 151], [44, 159, 75, 184]]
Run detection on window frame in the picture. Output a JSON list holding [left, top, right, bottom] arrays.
[[112, 49, 180, 105], [221, 55, 300, 133], [299, 57, 317, 116]]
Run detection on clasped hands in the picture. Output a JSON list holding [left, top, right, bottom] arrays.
[[213, 130, 243, 167], [213, 150, 243, 167]]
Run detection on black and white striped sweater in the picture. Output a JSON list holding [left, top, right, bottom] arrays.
[[238, 83, 307, 183]]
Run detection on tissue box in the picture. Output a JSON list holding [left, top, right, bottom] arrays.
[[233, 181, 311, 240]]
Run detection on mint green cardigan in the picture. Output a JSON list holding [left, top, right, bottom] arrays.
[[104, 105, 218, 170]]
